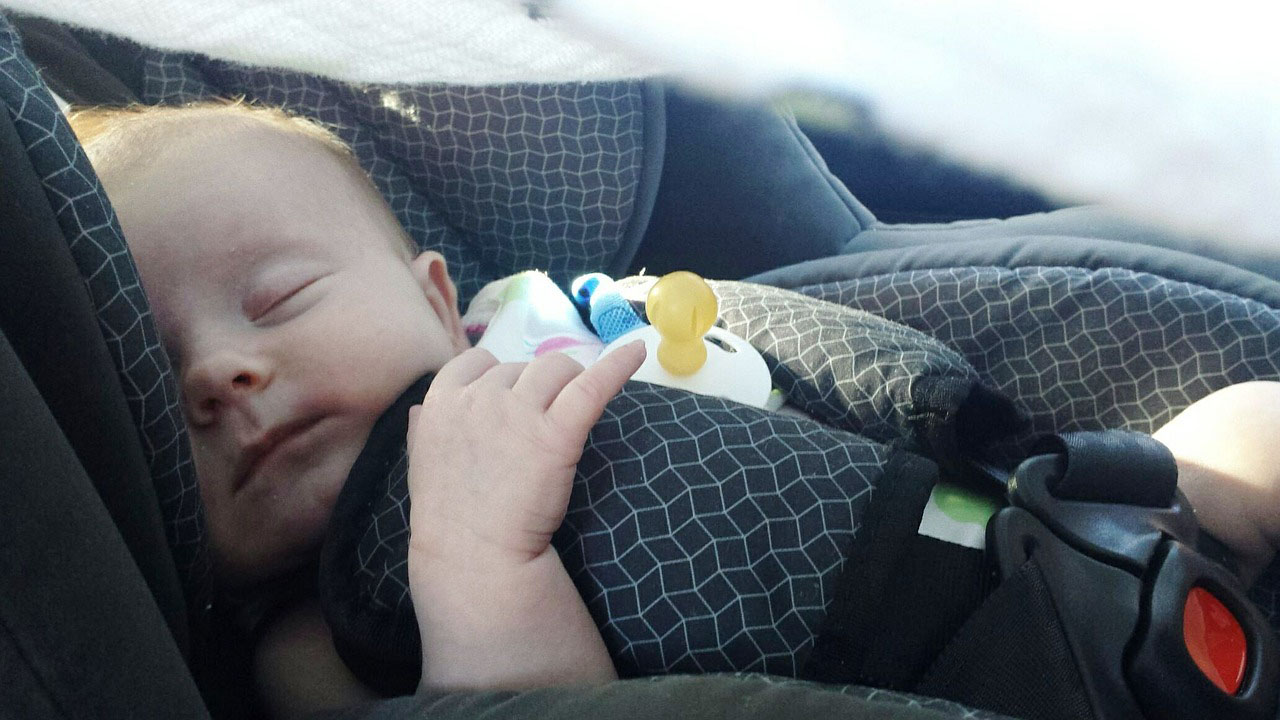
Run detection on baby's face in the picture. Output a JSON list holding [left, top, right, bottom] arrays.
[[107, 119, 468, 586]]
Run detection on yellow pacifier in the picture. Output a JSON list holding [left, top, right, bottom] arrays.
[[596, 270, 772, 408], [646, 271, 718, 376]]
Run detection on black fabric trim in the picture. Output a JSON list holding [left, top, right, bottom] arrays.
[[909, 374, 1028, 481], [802, 448, 970, 689], [65, 25, 149, 101], [7, 14, 137, 104], [917, 559, 1095, 720], [320, 374, 434, 696], [747, 235, 1280, 309]]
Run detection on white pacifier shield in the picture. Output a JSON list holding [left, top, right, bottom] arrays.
[[598, 325, 772, 408]]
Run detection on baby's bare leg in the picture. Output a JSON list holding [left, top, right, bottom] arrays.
[[1153, 381, 1280, 584]]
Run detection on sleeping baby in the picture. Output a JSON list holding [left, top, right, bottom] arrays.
[[68, 101, 1280, 719]]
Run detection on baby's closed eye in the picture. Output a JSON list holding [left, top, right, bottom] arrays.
[[245, 273, 330, 324]]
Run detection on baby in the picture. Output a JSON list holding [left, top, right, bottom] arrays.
[[69, 102, 1280, 717], [71, 101, 641, 715]]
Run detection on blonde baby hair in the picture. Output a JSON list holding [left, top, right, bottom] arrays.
[[67, 98, 418, 258]]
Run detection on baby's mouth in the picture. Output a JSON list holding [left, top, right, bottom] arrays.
[[233, 415, 326, 495]]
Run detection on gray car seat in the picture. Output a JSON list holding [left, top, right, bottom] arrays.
[[3, 13, 1277, 720], [0, 14, 1020, 720]]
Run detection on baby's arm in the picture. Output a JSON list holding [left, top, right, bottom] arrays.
[[1154, 380, 1280, 584], [254, 597, 377, 719], [405, 343, 646, 689]]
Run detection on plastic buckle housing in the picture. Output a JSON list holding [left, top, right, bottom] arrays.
[[989, 453, 1279, 720]]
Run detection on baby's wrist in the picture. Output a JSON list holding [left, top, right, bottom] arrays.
[[408, 508, 550, 574], [409, 548, 580, 687], [409, 540, 543, 586], [409, 546, 613, 690], [411, 543, 557, 590], [407, 521, 561, 610]]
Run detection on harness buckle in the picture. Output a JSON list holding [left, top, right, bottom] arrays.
[[988, 436, 1279, 720]]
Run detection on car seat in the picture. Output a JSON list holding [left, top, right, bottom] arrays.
[[3, 13, 1277, 720]]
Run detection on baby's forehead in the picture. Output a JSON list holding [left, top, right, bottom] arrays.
[[88, 108, 355, 202], [147, 114, 351, 182], [98, 108, 414, 273]]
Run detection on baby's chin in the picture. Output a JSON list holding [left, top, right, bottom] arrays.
[[211, 497, 335, 589], [209, 432, 365, 588]]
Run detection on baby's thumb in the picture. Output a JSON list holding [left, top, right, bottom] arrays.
[[406, 405, 422, 460]]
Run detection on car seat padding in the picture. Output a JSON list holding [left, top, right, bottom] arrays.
[[0, 95, 188, 650]]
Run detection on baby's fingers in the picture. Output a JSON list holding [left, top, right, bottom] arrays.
[[428, 347, 498, 394], [475, 361, 528, 390], [512, 352, 587, 410], [546, 341, 645, 435], [406, 405, 422, 461]]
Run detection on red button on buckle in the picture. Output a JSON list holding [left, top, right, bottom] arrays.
[[1184, 586, 1247, 694]]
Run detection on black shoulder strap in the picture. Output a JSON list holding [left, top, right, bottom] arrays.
[[1031, 430, 1177, 507]]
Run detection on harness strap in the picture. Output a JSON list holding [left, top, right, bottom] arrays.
[[917, 557, 1096, 720], [808, 429, 1280, 720], [1031, 430, 1177, 507], [802, 449, 985, 689]]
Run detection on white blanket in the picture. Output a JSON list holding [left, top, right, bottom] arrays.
[[7, 0, 1279, 250], [1, 0, 659, 83], [561, 0, 1280, 251]]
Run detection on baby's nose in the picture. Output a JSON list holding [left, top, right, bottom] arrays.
[[182, 351, 272, 426]]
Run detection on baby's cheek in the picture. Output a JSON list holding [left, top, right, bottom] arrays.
[[190, 441, 229, 511], [281, 437, 361, 537]]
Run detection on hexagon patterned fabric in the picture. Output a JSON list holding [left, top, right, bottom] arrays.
[[139, 51, 653, 308], [796, 266, 1280, 625], [324, 271, 1280, 695], [796, 266, 1280, 436]]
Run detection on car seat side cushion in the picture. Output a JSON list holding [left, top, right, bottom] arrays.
[[6, 14, 137, 104], [0, 332, 207, 719], [0, 100, 188, 651], [631, 87, 871, 280], [750, 235, 1280, 310]]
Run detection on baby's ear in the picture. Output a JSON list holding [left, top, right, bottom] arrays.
[[410, 251, 468, 352]]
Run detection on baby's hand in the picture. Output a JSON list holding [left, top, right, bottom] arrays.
[[406, 342, 645, 571]]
